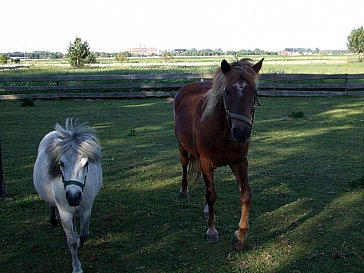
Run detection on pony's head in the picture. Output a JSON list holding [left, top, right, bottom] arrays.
[[47, 118, 101, 207], [202, 58, 263, 143]]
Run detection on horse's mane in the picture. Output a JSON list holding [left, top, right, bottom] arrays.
[[47, 118, 101, 178], [201, 58, 259, 121]]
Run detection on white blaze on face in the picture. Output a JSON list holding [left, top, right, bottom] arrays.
[[234, 81, 247, 96]]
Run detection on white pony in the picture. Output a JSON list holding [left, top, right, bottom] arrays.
[[33, 118, 103, 273]]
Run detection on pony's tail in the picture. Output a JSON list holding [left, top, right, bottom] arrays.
[[188, 155, 201, 184]]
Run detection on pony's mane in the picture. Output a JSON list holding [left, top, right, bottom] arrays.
[[47, 118, 101, 178], [201, 58, 259, 121]]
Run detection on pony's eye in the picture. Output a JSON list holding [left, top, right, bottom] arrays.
[[224, 88, 230, 96], [59, 161, 64, 168]]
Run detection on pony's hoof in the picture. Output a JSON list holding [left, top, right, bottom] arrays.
[[179, 191, 189, 198], [206, 231, 219, 242], [50, 216, 60, 227], [79, 235, 87, 247], [232, 232, 247, 250]]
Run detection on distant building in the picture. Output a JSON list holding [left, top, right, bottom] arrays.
[[278, 50, 301, 56], [173, 49, 188, 54], [126, 47, 158, 56]]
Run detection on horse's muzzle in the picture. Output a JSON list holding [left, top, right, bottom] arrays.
[[66, 190, 82, 207], [232, 127, 251, 144]]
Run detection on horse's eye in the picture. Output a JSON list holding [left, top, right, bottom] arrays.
[[224, 88, 230, 96], [59, 161, 64, 168]]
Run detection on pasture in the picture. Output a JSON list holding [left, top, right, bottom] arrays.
[[0, 96, 363, 273], [1, 54, 364, 76]]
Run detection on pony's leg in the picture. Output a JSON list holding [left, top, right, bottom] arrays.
[[79, 209, 91, 246], [179, 145, 189, 197], [59, 210, 83, 273], [230, 160, 251, 250], [50, 205, 60, 227], [200, 159, 219, 241]]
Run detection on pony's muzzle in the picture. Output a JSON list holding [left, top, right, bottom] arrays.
[[232, 126, 251, 144], [65, 187, 83, 207]]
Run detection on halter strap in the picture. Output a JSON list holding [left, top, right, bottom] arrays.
[[63, 180, 85, 191], [225, 110, 253, 129], [222, 90, 257, 130], [62, 163, 88, 191]]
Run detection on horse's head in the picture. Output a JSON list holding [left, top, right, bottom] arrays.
[[60, 149, 89, 207], [221, 58, 263, 143], [47, 119, 101, 207]]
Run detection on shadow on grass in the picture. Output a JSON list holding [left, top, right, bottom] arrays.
[[0, 97, 363, 272]]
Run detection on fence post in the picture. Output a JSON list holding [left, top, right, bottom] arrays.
[[0, 136, 5, 200], [56, 76, 61, 98], [273, 73, 277, 96], [129, 75, 133, 92], [344, 73, 348, 93]]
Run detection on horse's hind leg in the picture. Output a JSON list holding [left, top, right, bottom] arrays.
[[200, 159, 219, 242], [79, 209, 91, 246], [50, 205, 60, 227], [179, 145, 189, 197]]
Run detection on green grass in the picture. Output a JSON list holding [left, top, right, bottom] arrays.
[[0, 97, 363, 273], [2, 54, 364, 76]]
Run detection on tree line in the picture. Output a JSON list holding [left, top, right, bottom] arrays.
[[1, 27, 363, 66]]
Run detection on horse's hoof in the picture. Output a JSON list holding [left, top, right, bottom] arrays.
[[50, 216, 60, 227], [179, 191, 189, 198], [232, 233, 247, 251], [79, 235, 87, 247], [206, 231, 219, 242]]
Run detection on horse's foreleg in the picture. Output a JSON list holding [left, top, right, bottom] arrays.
[[230, 160, 251, 250], [200, 159, 219, 242], [59, 210, 83, 273], [179, 145, 189, 197], [79, 209, 91, 246]]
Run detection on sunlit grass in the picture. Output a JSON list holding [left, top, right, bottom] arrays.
[[0, 97, 363, 272]]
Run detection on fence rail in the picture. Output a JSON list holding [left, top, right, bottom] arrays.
[[0, 73, 364, 100]]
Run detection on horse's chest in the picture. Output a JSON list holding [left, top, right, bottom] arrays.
[[200, 138, 248, 167]]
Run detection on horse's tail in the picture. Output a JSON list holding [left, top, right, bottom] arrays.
[[188, 155, 201, 184]]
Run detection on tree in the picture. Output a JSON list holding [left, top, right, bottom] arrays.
[[85, 52, 97, 64], [67, 37, 91, 67], [161, 51, 173, 62], [347, 26, 364, 62], [0, 54, 7, 65], [115, 52, 129, 62]]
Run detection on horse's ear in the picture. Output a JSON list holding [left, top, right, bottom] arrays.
[[253, 58, 264, 73], [221, 59, 231, 74]]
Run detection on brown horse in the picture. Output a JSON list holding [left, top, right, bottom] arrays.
[[173, 58, 263, 250]]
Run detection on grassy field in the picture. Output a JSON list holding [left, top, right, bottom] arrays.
[[0, 96, 363, 273], [1, 54, 364, 76]]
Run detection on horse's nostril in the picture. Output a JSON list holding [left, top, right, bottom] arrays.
[[232, 127, 251, 143], [66, 189, 82, 206]]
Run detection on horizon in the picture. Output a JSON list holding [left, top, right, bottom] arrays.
[[0, 47, 351, 56]]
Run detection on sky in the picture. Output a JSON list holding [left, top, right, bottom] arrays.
[[1, 0, 363, 53]]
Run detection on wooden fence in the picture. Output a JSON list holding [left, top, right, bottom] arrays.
[[0, 73, 364, 100]]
